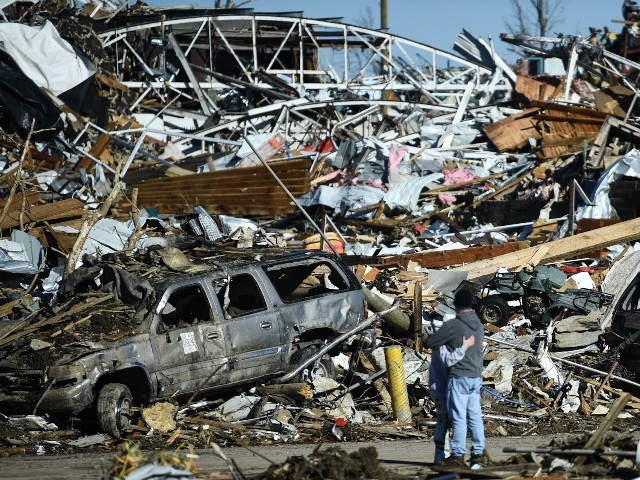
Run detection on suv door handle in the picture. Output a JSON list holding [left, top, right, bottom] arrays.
[[206, 332, 221, 340], [260, 322, 272, 329]]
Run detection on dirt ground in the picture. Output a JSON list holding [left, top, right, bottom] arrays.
[[0, 409, 630, 456], [0, 435, 591, 480]]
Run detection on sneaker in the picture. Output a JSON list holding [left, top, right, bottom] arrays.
[[441, 455, 466, 467], [469, 451, 489, 467]]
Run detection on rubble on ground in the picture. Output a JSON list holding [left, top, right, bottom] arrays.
[[2, 0, 640, 477]]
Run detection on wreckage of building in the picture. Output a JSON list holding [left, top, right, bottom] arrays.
[[4, 0, 640, 477]]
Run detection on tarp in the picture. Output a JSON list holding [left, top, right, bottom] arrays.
[[0, 21, 96, 96], [0, 59, 62, 136], [578, 150, 640, 219], [383, 173, 443, 212]]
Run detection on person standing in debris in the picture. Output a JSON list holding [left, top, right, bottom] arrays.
[[425, 289, 485, 466], [428, 334, 476, 464]]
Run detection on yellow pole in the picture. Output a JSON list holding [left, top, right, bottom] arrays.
[[384, 345, 412, 424]]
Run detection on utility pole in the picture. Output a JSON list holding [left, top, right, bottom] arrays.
[[380, 0, 388, 82]]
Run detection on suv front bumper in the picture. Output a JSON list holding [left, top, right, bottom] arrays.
[[0, 379, 94, 415], [38, 379, 94, 414]]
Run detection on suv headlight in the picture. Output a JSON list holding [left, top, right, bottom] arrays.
[[47, 365, 86, 385]]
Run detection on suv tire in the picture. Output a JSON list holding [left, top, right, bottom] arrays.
[[97, 383, 135, 439], [290, 346, 336, 383], [475, 295, 510, 326]]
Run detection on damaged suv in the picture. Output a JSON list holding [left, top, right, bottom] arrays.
[[0, 246, 368, 437]]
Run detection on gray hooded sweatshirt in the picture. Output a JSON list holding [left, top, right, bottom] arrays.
[[425, 310, 484, 378]]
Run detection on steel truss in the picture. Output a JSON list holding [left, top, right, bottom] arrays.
[[98, 11, 512, 118]]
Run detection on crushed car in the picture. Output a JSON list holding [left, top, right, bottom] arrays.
[[0, 243, 370, 438]]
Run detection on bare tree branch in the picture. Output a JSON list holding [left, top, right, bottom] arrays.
[[504, 0, 566, 56], [213, 0, 254, 8]]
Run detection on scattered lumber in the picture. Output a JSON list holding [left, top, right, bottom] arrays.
[[448, 217, 640, 280]]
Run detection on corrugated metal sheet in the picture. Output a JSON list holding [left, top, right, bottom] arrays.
[[126, 159, 312, 217]]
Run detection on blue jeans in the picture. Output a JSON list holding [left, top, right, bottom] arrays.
[[433, 396, 449, 464], [447, 376, 484, 456]]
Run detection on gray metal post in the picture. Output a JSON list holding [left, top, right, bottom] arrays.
[[242, 135, 340, 256]]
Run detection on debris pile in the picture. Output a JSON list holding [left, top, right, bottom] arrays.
[[2, 1, 640, 478]]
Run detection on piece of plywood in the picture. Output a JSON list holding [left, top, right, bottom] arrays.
[[515, 75, 560, 102], [485, 102, 606, 156]]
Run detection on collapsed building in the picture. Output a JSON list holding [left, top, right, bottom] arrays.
[[2, 0, 640, 476]]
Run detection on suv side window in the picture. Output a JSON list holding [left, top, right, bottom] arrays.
[[214, 274, 267, 319], [160, 284, 211, 329], [263, 261, 349, 303]]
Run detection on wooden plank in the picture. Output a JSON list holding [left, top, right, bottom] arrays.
[[0, 189, 40, 213], [574, 392, 631, 465], [0, 295, 112, 347], [448, 217, 640, 280], [484, 113, 540, 152], [0, 199, 87, 230], [515, 75, 559, 102], [130, 202, 300, 217], [517, 244, 549, 271], [135, 198, 307, 210], [577, 218, 621, 258], [75, 121, 118, 171], [485, 101, 607, 155], [341, 242, 530, 268], [530, 100, 609, 118], [540, 135, 596, 148], [534, 115, 604, 125], [95, 71, 129, 92], [137, 188, 308, 200], [0, 299, 22, 318], [137, 182, 309, 194], [382, 242, 530, 269], [42, 221, 71, 255], [166, 169, 311, 181]]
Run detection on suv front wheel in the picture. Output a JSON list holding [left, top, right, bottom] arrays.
[[97, 383, 135, 438], [289, 346, 336, 383]]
